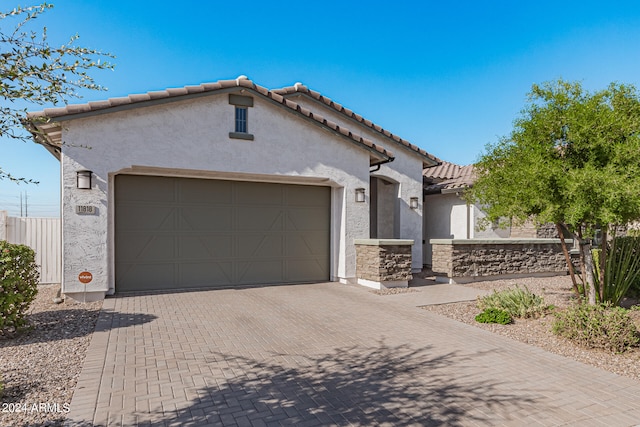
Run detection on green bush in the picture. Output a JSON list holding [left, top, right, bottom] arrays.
[[475, 308, 512, 324], [477, 285, 549, 319], [552, 303, 639, 353], [0, 241, 40, 334]]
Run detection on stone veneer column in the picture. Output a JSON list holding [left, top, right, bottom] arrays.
[[354, 239, 414, 290]]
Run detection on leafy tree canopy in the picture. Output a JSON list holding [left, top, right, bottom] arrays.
[[0, 3, 113, 182], [468, 79, 640, 236]]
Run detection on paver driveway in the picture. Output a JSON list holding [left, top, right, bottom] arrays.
[[66, 282, 640, 426]]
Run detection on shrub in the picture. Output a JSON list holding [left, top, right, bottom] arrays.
[[477, 285, 549, 319], [593, 237, 640, 305], [0, 241, 40, 334], [475, 308, 512, 324], [552, 303, 639, 353]]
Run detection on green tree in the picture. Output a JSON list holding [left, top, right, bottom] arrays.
[[0, 3, 113, 182], [467, 79, 640, 304]]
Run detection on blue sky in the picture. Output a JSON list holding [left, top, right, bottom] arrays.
[[2, 1, 640, 217]]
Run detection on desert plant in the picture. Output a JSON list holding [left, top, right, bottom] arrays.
[[627, 229, 640, 237], [0, 241, 40, 334], [593, 237, 640, 305], [475, 308, 512, 324], [552, 303, 639, 353], [477, 285, 549, 319]]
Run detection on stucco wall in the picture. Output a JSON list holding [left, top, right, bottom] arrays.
[[472, 205, 510, 239], [423, 193, 511, 266], [59, 93, 376, 295], [289, 95, 426, 272], [373, 177, 397, 239], [423, 193, 462, 265], [372, 156, 424, 272]]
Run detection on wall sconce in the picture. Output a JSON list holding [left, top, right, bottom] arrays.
[[355, 188, 365, 203], [410, 197, 419, 209], [76, 170, 92, 189]]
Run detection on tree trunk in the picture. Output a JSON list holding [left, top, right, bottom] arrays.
[[556, 222, 581, 298], [598, 227, 608, 302], [582, 240, 597, 305]]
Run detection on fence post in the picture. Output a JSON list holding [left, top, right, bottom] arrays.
[[0, 210, 7, 241]]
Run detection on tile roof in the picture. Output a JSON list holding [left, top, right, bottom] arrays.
[[423, 161, 476, 194], [25, 76, 394, 164], [274, 83, 440, 166]]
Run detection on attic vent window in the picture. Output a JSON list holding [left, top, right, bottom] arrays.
[[235, 106, 248, 133], [229, 94, 254, 140]]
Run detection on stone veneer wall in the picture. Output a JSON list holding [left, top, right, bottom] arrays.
[[509, 221, 559, 239], [431, 239, 571, 281], [355, 242, 413, 282]]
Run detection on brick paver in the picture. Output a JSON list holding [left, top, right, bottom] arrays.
[[66, 282, 640, 426]]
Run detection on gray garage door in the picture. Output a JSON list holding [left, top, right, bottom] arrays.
[[115, 175, 330, 292]]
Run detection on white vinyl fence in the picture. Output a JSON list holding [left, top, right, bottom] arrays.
[[0, 210, 61, 284]]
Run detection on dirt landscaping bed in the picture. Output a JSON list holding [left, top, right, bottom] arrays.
[[422, 275, 640, 381], [0, 285, 102, 427]]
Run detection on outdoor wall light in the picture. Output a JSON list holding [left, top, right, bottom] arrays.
[[410, 197, 419, 209], [76, 170, 92, 189], [355, 188, 365, 203]]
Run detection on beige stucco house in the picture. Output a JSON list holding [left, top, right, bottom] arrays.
[[26, 76, 440, 300], [422, 161, 560, 267]]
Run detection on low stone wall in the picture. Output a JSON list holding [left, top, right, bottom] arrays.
[[431, 238, 572, 283], [355, 239, 413, 289]]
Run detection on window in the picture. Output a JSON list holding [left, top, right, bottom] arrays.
[[235, 106, 248, 133], [228, 94, 254, 140]]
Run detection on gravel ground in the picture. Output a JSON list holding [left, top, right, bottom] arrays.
[[422, 275, 640, 382], [0, 285, 102, 427]]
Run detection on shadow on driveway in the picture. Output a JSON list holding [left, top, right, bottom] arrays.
[[147, 341, 536, 426]]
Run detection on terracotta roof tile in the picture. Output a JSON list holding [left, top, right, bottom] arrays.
[[26, 76, 394, 163], [424, 161, 476, 194], [274, 83, 440, 165], [423, 161, 461, 180]]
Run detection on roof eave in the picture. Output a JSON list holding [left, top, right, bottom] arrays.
[[24, 80, 394, 164], [278, 89, 441, 166]]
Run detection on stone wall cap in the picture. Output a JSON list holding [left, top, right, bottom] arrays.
[[429, 238, 572, 245], [354, 239, 415, 246]]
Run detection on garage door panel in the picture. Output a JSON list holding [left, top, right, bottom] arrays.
[[236, 207, 283, 231], [117, 206, 177, 231], [178, 235, 232, 259], [237, 234, 283, 258], [285, 208, 330, 230], [178, 261, 233, 286], [178, 207, 233, 231], [115, 235, 176, 261], [115, 176, 330, 292], [117, 262, 176, 291], [237, 260, 284, 283], [179, 179, 232, 204], [285, 234, 329, 257], [287, 259, 329, 282], [286, 185, 330, 206], [235, 181, 284, 205], [116, 175, 176, 202]]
